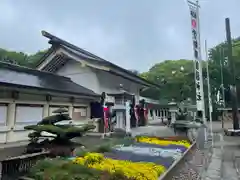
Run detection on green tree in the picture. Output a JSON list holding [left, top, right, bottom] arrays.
[[0, 48, 48, 67], [140, 38, 240, 107], [140, 59, 195, 101]]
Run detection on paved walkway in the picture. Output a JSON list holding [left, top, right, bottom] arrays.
[[201, 133, 240, 180], [131, 125, 175, 137]]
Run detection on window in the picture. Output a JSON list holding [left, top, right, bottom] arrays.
[[72, 107, 87, 120], [15, 104, 43, 124], [0, 104, 7, 125]]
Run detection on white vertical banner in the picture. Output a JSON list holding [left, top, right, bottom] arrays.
[[188, 1, 205, 113]]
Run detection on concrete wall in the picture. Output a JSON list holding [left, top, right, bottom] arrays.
[[0, 90, 92, 144]]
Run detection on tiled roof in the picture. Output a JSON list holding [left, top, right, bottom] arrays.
[[0, 61, 100, 97]]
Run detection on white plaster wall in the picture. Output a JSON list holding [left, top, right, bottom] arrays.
[[56, 60, 100, 93], [96, 70, 140, 99], [0, 130, 7, 143], [8, 130, 30, 142], [0, 90, 92, 144], [55, 60, 141, 100]]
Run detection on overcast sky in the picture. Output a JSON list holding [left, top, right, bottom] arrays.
[[0, 0, 240, 72]]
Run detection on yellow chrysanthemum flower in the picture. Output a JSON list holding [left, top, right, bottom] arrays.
[[73, 152, 166, 180], [135, 137, 191, 148]]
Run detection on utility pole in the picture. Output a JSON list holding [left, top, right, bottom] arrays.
[[220, 47, 226, 108], [219, 47, 226, 129], [225, 18, 239, 130]]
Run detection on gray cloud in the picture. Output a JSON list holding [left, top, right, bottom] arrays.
[[0, 0, 240, 72]]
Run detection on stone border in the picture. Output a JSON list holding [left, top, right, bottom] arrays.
[[159, 141, 196, 180], [0, 151, 50, 179], [4, 151, 49, 160]]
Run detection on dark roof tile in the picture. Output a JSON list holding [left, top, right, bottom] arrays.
[[0, 62, 100, 97], [38, 31, 161, 88]]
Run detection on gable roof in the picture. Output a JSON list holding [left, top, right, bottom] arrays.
[[0, 61, 100, 98], [36, 31, 160, 88]]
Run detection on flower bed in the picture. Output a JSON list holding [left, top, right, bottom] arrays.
[[71, 136, 192, 180], [73, 152, 166, 180], [27, 136, 192, 180], [135, 136, 191, 148]]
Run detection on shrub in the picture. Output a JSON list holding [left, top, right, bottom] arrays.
[[95, 144, 112, 153], [28, 159, 101, 180], [28, 158, 134, 180], [76, 149, 88, 157]]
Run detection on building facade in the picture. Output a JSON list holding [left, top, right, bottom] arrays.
[[36, 31, 164, 129], [0, 62, 100, 143], [0, 31, 175, 143]]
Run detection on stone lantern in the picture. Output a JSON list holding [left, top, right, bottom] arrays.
[[168, 100, 178, 124]]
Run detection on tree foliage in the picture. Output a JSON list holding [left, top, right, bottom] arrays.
[[140, 38, 240, 107], [0, 48, 47, 67]]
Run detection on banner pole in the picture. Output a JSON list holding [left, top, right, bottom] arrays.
[[188, 0, 207, 141]]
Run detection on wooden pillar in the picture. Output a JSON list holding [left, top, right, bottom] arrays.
[[6, 102, 16, 143], [148, 108, 151, 120], [43, 103, 49, 117], [160, 109, 163, 119], [69, 106, 73, 118]]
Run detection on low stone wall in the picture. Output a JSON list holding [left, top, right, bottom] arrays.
[[0, 151, 49, 180]]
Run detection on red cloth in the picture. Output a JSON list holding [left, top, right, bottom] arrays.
[[144, 108, 148, 122], [134, 106, 139, 123], [103, 107, 109, 129]]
